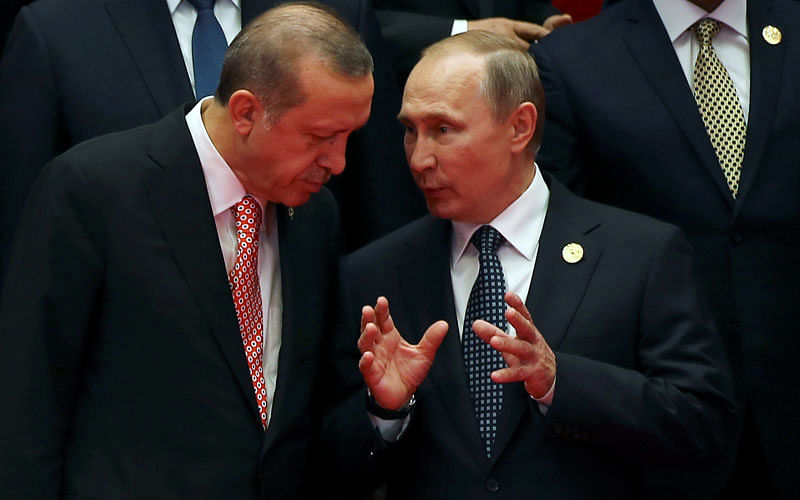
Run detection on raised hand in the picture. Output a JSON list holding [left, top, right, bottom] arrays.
[[467, 17, 549, 50], [472, 292, 555, 398], [358, 296, 448, 410]]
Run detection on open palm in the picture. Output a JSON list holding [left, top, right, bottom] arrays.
[[358, 296, 448, 410]]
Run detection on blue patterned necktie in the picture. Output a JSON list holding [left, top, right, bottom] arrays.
[[187, 0, 227, 98], [462, 225, 507, 458]]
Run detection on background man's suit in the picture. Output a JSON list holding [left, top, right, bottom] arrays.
[[0, 0, 424, 277], [374, 0, 560, 81], [325, 176, 734, 499], [533, 0, 800, 494], [0, 106, 338, 498]]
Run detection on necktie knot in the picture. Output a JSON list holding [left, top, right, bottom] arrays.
[[187, 0, 216, 12], [693, 18, 721, 47], [470, 225, 505, 257], [232, 195, 263, 250]]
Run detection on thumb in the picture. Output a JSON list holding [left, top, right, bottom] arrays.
[[418, 320, 449, 358]]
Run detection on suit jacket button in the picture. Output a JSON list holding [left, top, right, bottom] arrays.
[[486, 477, 500, 493], [553, 423, 562, 435], [730, 231, 744, 244]]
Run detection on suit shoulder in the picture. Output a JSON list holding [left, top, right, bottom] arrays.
[[538, 2, 625, 47], [56, 123, 155, 169], [21, 0, 107, 25], [550, 178, 685, 246], [344, 215, 438, 268], [576, 195, 686, 251]]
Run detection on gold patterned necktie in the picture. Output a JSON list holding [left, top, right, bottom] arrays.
[[692, 18, 746, 198]]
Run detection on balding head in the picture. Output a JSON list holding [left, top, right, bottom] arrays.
[[216, 1, 374, 121], [420, 31, 545, 153]]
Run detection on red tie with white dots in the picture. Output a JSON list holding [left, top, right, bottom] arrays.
[[228, 195, 268, 429]]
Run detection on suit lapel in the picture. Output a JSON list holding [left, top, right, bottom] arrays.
[[105, 0, 194, 116], [397, 218, 487, 473], [735, 0, 784, 217], [620, 0, 734, 207], [143, 107, 262, 424], [261, 205, 329, 450], [491, 176, 603, 463]]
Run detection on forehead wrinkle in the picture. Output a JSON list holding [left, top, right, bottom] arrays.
[[402, 63, 485, 124]]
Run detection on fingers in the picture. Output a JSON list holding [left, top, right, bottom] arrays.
[[358, 351, 382, 388], [471, 318, 504, 345], [504, 293, 539, 344], [467, 17, 533, 50], [374, 296, 398, 335], [490, 364, 532, 384], [512, 20, 550, 42], [473, 319, 536, 359], [543, 13, 573, 32], [357, 321, 381, 354], [417, 320, 449, 358], [360, 305, 375, 334], [504, 292, 531, 321]]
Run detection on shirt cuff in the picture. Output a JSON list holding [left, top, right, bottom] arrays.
[[369, 412, 412, 442], [531, 375, 556, 415], [451, 19, 468, 36]]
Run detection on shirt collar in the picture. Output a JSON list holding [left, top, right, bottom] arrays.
[[167, 0, 242, 15], [185, 97, 248, 216], [451, 166, 550, 266], [653, 0, 748, 42]]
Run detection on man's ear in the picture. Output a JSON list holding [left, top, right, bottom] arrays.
[[227, 90, 264, 136], [509, 102, 537, 154]]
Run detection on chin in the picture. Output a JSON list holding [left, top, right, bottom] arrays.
[[283, 191, 313, 207]]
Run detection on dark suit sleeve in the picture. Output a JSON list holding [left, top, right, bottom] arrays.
[[318, 257, 390, 496], [532, 41, 590, 194], [375, 9, 455, 77], [0, 6, 68, 278], [543, 228, 735, 466], [0, 156, 104, 498], [522, 0, 561, 23]]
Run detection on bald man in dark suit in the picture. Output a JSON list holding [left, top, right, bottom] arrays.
[[0, 0, 424, 282]]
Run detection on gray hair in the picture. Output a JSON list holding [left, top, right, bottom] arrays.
[[215, 2, 374, 121], [422, 31, 545, 153]]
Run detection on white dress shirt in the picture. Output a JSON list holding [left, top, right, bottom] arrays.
[[653, 0, 750, 122], [167, 0, 242, 97], [186, 98, 283, 425], [373, 168, 553, 439]]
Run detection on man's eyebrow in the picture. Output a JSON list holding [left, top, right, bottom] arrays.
[[397, 111, 454, 125]]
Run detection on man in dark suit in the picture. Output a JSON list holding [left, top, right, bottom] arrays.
[[0, 4, 373, 498], [0, 0, 424, 280], [373, 0, 572, 83], [323, 31, 735, 499], [533, 0, 800, 495]]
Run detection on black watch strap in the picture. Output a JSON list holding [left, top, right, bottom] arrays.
[[366, 389, 416, 420]]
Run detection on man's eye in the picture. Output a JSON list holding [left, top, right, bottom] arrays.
[[439, 126, 449, 134]]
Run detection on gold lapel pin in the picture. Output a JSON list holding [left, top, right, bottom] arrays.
[[287, 207, 295, 221], [762, 25, 782, 45], [562, 243, 584, 264]]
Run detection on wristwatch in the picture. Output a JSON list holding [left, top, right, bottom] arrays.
[[366, 388, 416, 420]]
